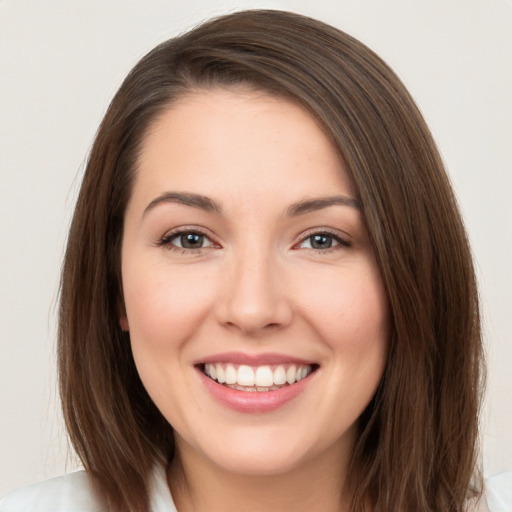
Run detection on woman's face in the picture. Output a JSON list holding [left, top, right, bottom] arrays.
[[121, 89, 389, 476]]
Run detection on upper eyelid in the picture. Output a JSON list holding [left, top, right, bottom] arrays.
[[296, 227, 350, 243], [161, 226, 215, 240]]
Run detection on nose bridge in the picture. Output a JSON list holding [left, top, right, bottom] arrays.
[[218, 239, 291, 334]]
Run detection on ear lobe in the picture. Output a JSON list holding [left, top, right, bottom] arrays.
[[119, 316, 129, 331]]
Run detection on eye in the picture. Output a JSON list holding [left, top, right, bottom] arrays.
[[298, 232, 350, 250], [161, 230, 214, 250]]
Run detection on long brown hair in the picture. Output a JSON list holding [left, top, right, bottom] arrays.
[[59, 10, 484, 511]]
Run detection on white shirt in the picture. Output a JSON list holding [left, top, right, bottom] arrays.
[[2, 467, 509, 511], [0, 465, 177, 512]]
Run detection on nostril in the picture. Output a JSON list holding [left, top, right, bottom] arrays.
[[223, 321, 283, 336]]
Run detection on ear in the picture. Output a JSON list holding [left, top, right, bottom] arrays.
[[118, 299, 130, 331], [119, 316, 130, 331]]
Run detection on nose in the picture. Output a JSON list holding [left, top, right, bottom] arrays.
[[215, 249, 293, 336]]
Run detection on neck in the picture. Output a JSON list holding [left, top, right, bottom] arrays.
[[167, 436, 353, 512]]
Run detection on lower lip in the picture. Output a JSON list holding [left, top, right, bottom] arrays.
[[198, 369, 315, 413]]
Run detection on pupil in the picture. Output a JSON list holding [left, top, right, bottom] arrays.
[[181, 233, 203, 248], [311, 234, 332, 249]]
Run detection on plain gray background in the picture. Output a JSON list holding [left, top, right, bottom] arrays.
[[1, 0, 511, 494]]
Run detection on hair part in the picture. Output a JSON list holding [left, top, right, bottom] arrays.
[[59, 9, 484, 511]]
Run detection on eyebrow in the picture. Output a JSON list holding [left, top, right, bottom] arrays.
[[144, 192, 223, 216], [143, 192, 360, 218], [287, 196, 361, 216]]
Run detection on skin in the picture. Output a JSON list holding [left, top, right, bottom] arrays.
[[120, 88, 389, 511]]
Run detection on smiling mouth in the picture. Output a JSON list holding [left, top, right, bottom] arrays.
[[199, 363, 318, 392]]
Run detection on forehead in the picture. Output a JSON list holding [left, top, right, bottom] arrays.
[[132, 88, 354, 208]]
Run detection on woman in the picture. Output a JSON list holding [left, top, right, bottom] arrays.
[[0, 9, 484, 512]]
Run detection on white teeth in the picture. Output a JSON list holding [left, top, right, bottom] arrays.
[[286, 365, 297, 384], [255, 366, 274, 387], [237, 365, 255, 386], [216, 364, 226, 383], [203, 362, 314, 390], [205, 364, 214, 378], [225, 364, 237, 384], [297, 366, 311, 381], [273, 365, 287, 385]]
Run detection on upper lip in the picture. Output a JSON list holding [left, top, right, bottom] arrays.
[[195, 352, 317, 366]]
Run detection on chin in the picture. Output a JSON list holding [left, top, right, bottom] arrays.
[[182, 423, 341, 478], [208, 447, 309, 477]]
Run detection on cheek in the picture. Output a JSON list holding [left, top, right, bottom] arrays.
[[308, 267, 389, 420], [302, 266, 389, 352], [302, 263, 389, 407], [122, 262, 216, 359], [121, 263, 218, 420]]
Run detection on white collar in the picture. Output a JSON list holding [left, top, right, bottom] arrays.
[[149, 464, 177, 512]]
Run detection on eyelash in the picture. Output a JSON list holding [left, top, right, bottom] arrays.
[[294, 229, 351, 252], [157, 228, 351, 254], [158, 228, 216, 254]]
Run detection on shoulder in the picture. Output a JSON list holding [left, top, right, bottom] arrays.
[[0, 471, 107, 512], [0, 465, 176, 512], [484, 471, 512, 512]]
